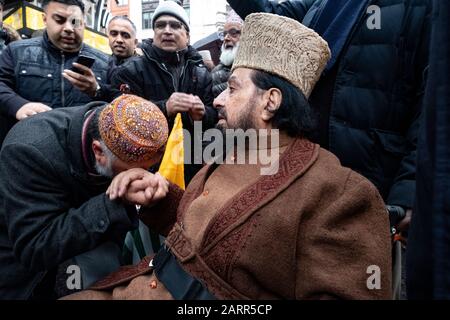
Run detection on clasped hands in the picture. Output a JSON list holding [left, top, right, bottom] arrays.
[[106, 168, 169, 208]]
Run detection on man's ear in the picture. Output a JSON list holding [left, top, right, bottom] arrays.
[[42, 12, 47, 26], [92, 140, 107, 166], [261, 88, 282, 122]]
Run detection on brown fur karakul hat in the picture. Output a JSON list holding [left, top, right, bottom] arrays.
[[99, 94, 169, 163], [232, 13, 331, 98]]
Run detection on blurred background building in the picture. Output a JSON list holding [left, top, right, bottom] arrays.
[[3, 0, 111, 52], [1, 0, 262, 57], [107, 0, 230, 42]]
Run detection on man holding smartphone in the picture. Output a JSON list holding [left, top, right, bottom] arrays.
[[0, 0, 109, 145]]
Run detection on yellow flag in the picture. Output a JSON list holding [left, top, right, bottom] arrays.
[[158, 113, 185, 190]]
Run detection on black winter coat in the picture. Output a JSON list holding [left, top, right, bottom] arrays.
[[406, 0, 450, 299], [228, 0, 431, 208], [111, 44, 218, 184], [211, 63, 231, 97], [0, 32, 109, 145], [0, 103, 138, 299]]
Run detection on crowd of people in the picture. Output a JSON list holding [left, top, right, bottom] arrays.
[[0, 0, 447, 300]]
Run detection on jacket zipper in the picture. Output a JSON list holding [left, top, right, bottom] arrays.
[[61, 52, 66, 108], [149, 56, 200, 93]]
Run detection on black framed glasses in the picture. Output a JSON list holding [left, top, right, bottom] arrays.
[[154, 20, 184, 31], [219, 28, 241, 40]]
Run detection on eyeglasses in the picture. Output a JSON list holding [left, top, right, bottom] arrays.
[[154, 20, 184, 31], [219, 28, 241, 39]]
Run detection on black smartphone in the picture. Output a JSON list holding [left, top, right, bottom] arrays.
[[71, 55, 95, 74]]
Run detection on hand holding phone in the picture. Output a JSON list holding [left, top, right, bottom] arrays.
[[71, 55, 95, 74], [63, 55, 99, 97]]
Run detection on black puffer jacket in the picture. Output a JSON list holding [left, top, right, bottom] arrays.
[[111, 43, 218, 184], [0, 32, 109, 115], [229, 0, 431, 208], [0, 32, 109, 145], [211, 63, 231, 97], [407, 0, 450, 299]]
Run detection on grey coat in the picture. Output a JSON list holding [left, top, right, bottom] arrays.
[[0, 103, 138, 299]]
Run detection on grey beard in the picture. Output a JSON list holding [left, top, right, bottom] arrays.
[[95, 160, 114, 179], [94, 141, 116, 178], [220, 44, 238, 66]]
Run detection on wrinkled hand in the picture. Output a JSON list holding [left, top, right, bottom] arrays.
[[16, 103, 52, 120], [106, 169, 169, 207], [166, 93, 204, 119], [62, 63, 98, 97]]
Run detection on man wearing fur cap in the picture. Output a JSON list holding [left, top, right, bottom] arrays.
[[64, 13, 392, 300]]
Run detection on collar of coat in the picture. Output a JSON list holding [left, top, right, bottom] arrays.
[[142, 43, 203, 66], [168, 137, 319, 258]]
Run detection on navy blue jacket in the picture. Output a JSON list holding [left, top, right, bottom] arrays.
[[0, 33, 109, 145], [406, 0, 450, 299]]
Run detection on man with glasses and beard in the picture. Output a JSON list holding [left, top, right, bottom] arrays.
[[0, 95, 170, 299], [211, 10, 243, 97], [63, 13, 392, 301]]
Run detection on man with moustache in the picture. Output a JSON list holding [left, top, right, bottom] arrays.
[[0, 95, 170, 299], [107, 16, 138, 73], [64, 13, 392, 300], [91, 16, 139, 102], [211, 10, 243, 97], [0, 0, 109, 146]]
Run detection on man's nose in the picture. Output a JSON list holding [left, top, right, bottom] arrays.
[[63, 20, 75, 32], [163, 24, 174, 33], [213, 90, 227, 110], [224, 33, 232, 42]]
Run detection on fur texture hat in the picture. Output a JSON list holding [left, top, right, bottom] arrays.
[[232, 13, 331, 98]]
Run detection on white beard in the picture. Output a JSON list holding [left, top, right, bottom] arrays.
[[95, 160, 114, 179], [219, 43, 239, 66], [95, 142, 115, 178]]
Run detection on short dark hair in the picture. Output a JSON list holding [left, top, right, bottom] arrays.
[[250, 70, 317, 138], [42, 0, 85, 13], [108, 16, 137, 34]]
